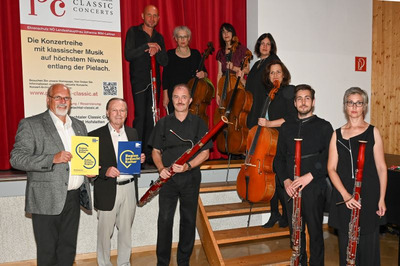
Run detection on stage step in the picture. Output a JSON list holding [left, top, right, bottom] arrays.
[[196, 180, 293, 266], [205, 202, 269, 218], [223, 249, 292, 266], [214, 224, 290, 245], [200, 181, 237, 193]]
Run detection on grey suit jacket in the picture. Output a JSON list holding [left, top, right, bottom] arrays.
[[10, 110, 92, 215]]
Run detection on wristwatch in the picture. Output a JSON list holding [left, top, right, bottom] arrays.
[[186, 162, 192, 171]]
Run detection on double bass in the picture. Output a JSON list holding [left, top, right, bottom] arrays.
[[188, 42, 215, 125], [236, 80, 280, 203]]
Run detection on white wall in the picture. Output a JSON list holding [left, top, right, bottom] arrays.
[[247, 0, 372, 129]]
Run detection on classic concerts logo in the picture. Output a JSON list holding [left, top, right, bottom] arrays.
[[28, 0, 114, 17]]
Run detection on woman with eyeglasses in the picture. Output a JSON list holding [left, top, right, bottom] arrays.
[[162, 26, 207, 113], [327, 87, 387, 266]]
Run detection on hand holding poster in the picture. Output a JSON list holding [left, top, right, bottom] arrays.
[[118, 141, 142, 175], [71, 136, 99, 175]]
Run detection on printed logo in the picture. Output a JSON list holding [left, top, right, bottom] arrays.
[[119, 150, 140, 169], [76, 142, 96, 169]]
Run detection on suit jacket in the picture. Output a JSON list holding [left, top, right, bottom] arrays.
[[88, 124, 139, 211], [10, 110, 92, 215]]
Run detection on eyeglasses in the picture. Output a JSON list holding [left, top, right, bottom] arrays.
[[346, 101, 363, 107], [177, 35, 189, 39], [48, 95, 72, 101]]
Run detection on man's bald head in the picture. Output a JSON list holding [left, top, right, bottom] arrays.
[[142, 5, 159, 29]]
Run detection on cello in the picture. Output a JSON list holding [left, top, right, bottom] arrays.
[[188, 42, 215, 125], [215, 36, 240, 108], [236, 80, 280, 203], [221, 56, 253, 154], [214, 38, 252, 154]]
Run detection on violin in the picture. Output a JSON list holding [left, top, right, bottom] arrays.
[[236, 80, 280, 203], [188, 42, 215, 126], [214, 50, 253, 154]]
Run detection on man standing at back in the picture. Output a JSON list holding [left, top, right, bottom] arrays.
[[125, 4, 168, 165], [10, 83, 92, 265], [89, 98, 145, 266]]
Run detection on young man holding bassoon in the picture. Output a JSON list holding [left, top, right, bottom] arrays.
[[274, 84, 333, 265]]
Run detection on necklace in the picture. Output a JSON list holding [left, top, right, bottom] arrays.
[[177, 47, 190, 57]]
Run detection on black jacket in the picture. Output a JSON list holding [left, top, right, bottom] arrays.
[[89, 124, 138, 211]]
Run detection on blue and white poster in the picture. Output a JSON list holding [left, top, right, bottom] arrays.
[[117, 141, 141, 174]]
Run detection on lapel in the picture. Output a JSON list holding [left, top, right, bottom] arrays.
[[42, 110, 65, 151], [102, 125, 117, 165], [125, 126, 136, 141], [72, 119, 83, 136]]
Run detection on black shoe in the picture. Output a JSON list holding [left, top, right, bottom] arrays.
[[262, 213, 281, 228], [279, 217, 288, 228]]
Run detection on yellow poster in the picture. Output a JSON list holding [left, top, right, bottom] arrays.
[[71, 136, 99, 176], [19, 0, 123, 131]]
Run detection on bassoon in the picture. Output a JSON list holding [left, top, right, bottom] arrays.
[[291, 138, 303, 266], [150, 55, 160, 125], [346, 140, 367, 266], [138, 116, 229, 207], [138, 53, 252, 207]]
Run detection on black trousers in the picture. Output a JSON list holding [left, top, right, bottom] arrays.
[[132, 84, 156, 160], [284, 182, 325, 266], [32, 189, 81, 266], [156, 173, 201, 266], [270, 175, 288, 220], [338, 227, 381, 266]]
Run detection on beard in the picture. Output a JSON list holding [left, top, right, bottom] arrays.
[[55, 104, 69, 116], [297, 105, 313, 117]]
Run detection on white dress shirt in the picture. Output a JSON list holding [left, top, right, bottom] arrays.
[[108, 123, 133, 182]]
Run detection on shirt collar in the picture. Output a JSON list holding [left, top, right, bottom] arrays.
[[172, 112, 192, 123], [49, 109, 72, 128], [108, 122, 125, 135], [296, 114, 316, 124]]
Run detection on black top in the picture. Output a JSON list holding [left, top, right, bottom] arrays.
[[162, 49, 206, 104], [250, 84, 297, 130], [124, 24, 168, 92], [148, 112, 212, 179], [274, 115, 333, 188], [245, 53, 280, 128], [328, 125, 385, 234]]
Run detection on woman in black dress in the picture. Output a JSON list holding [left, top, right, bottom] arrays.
[[260, 60, 297, 228], [327, 87, 387, 266], [162, 26, 207, 113], [243, 33, 280, 128]]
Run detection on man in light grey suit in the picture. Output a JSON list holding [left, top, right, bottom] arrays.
[[10, 83, 93, 266]]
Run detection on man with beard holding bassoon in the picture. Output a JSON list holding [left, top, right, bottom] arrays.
[[148, 84, 213, 266], [273, 84, 333, 265]]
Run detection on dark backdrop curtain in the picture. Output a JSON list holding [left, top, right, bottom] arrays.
[[1, 0, 246, 170]]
